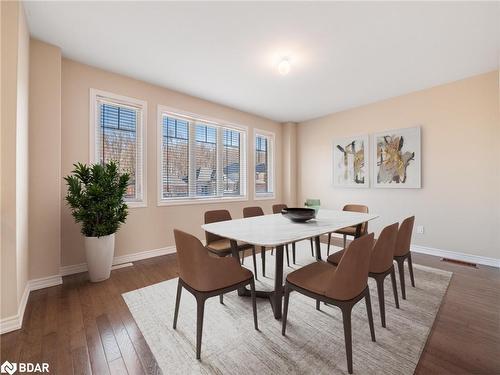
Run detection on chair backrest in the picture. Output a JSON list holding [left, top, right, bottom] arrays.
[[370, 223, 399, 273], [272, 204, 287, 214], [395, 216, 415, 257], [343, 204, 369, 234], [243, 206, 264, 218], [204, 210, 232, 245], [174, 229, 212, 290], [326, 233, 375, 301]]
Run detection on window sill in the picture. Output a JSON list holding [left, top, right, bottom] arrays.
[[254, 194, 276, 201], [157, 196, 249, 207], [126, 201, 148, 209]]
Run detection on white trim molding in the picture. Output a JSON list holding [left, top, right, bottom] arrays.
[[1, 275, 62, 335], [1, 246, 177, 335], [411, 244, 500, 268], [60, 245, 177, 276], [29, 275, 63, 291]]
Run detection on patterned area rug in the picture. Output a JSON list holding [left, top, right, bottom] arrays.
[[123, 242, 452, 374]]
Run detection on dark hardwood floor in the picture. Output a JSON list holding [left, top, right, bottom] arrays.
[[1, 240, 499, 374]]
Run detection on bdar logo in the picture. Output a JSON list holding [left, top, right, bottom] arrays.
[[0, 361, 17, 375]]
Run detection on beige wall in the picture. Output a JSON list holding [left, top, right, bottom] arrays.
[[297, 71, 500, 260], [61, 59, 283, 267], [28, 39, 61, 279], [282, 122, 297, 206], [1, 0, 30, 319]]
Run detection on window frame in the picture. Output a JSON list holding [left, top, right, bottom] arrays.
[[157, 105, 248, 206], [254, 128, 276, 200], [89, 88, 147, 208]]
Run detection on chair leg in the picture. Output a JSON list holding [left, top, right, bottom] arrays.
[[343, 235, 347, 249], [341, 306, 353, 374], [327, 233, 332, 256], [249, 278, 258, 330], [316, 299, 320, 311], [219, 294, 224, 304], [292, 242, 296, 264], [390, 267, 400, 309], [396, 258, 406, 300], [310, 238, 314, 256], [241, 250, 245, 265], [408, 252, 415, 287], [365, 289, 376, 342], [285, 244, 290, 267], [173, 280, 182, 329], [196, 296, 206, 360], [271, 248, 274, 255], [375, 277, 386, 328], [282, 284, 291, 335], [261, 246, 266, 277], [251, 247, 258, 280]]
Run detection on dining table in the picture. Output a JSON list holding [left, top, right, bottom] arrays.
[[202, 209, 379, 319]]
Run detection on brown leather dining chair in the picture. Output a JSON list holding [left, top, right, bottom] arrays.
[[272, 203, 314, 261], [173, 229, 258, 360], [204, 210, 258, 280], [282, 233, 376, 374], [327, 204, 369, 255], [394, 216, 416, 300], [243, 206, 291, 276], [328, 223, 400, 328]]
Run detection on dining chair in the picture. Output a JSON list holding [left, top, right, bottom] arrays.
[[243, 206, 291, 276], [327, 204, 369, 255], [328, 223, 400, 327], [304, 199, 320, 258], [173, 229, 258, 359], [272, 204, 298, 264], [282, 233, 376, 374], [272, 203, 314, 259], [204, 210, 258, 281], [394, 216, 416, 300]]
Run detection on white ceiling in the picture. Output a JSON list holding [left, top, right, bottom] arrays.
[[24, 1, 499, 123]]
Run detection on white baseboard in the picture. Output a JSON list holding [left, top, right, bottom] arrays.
[[1, 246, 177, 335], [411, 244, 500, 268], [60, 245, 177, 276], [29, 274, 63, 291], [0, 275, 62, 335]]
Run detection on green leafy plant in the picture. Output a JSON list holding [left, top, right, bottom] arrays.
[[64, 161, 129, 237]]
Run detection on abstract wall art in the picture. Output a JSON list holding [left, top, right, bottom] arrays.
[[372, 126, 421, 188], [332, 135, 369, 187]]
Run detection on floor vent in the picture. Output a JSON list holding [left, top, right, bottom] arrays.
[[441, 258, 477, 268]]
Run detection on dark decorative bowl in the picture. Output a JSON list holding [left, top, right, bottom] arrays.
[[281, 208, 316, 223]]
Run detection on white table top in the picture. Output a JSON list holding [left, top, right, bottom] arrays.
[[202, 209, 379, 247]]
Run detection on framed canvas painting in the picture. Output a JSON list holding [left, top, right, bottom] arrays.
[[332, 135, 369, 188], [372, 126, 421, 188]]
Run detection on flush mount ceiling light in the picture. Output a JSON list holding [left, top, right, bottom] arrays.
[[278, 58, 291, 75]]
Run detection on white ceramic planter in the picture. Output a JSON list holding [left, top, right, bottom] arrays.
[[84, 233, 115, 282]]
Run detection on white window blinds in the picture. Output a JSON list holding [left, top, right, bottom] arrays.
[[162, 116, 189, 198], [93, 92, 146, 205], [255, 132, 274, 196], [159, 110, 247, 202]]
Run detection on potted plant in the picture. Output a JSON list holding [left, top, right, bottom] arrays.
[[64, 161, 129, 282]]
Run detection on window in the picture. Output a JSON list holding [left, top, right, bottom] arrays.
[[90, 89, 146, 207], [223, 129, 242, 196], [162, 116, 189, 198], [255, 130, 275, 198], [158, 106, 247, 204]]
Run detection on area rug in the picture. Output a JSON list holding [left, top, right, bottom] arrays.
[[122, 242, 452, 374]]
